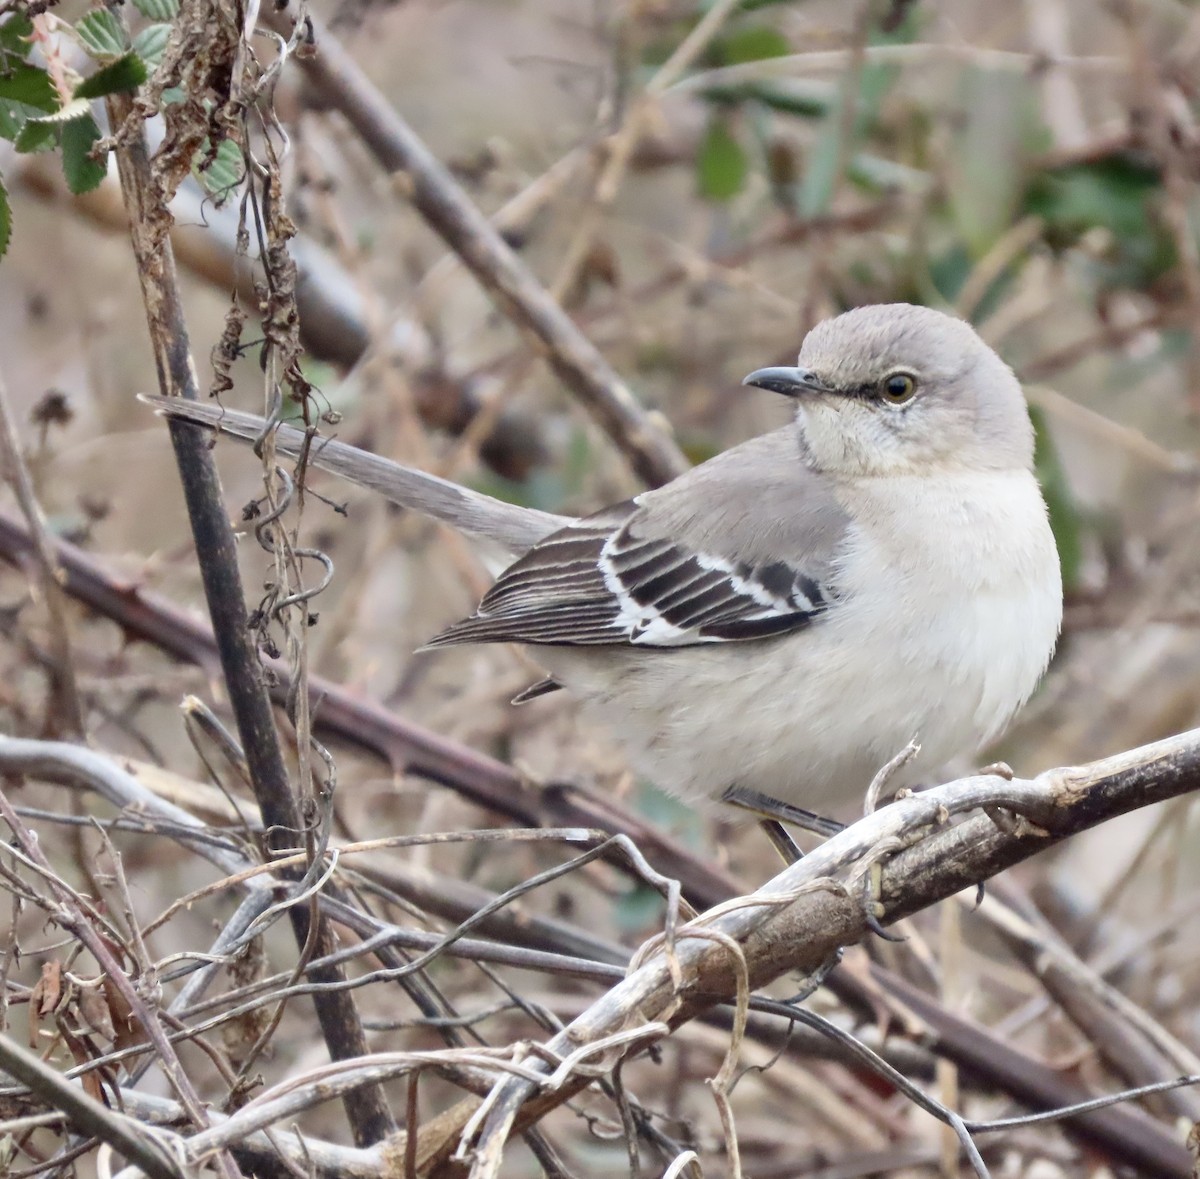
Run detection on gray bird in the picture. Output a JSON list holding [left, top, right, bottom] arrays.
[[144, 303, 1063, 820]]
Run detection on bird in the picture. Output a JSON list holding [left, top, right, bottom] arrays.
[[144, 303, 1063, 824]]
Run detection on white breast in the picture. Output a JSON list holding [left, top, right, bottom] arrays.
[[829, 468, 1063, 762]]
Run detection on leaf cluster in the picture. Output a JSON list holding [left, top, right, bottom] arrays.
[[0, 1, 242, 260]]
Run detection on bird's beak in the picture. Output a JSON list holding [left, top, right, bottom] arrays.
[[741, 366, 831, 398]]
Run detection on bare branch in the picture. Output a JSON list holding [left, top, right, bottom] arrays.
[[0, 1034, 184, 1179]]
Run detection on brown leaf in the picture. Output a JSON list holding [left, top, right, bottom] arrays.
[[28, 961, 62, 1048], [76, 985, 116, 1044], [100, 975, 145, 1054], [60, 1026, 105, 1105]]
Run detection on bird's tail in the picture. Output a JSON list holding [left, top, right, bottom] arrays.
[[139, 395, 570, 554]]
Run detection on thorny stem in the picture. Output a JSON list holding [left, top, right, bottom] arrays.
[[0, 790, 240, 1179]]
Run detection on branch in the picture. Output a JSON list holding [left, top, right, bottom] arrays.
[[110, 1090, 377, 1179], [423, 736, 1200, 1177], [0, 789, 240, 1179], [0, 506, 727, 905], [279, 11, 689, 488], [0, 1033, 184, 1179], [7, 153, 547, 482]]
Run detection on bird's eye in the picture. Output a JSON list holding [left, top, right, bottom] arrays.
[[881, 372, 918, 404]]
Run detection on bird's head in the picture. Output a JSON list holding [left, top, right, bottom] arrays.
[[743, 304, 1034, 477]]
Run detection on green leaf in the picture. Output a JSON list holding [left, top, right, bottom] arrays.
[[797, 67, 898, 215], [716, 25, 789, 65], [0, 14, 33, 55], [701, 78, 831, 119], [61, 113, 107, 194], [844, 152, 925, 193], [75, 52, 147, 98], [1024, 156, 1172, 288], [0, 63, 58, 112], [76, 9, 127, 60], [131, 0, 179, 17], [194, 136, 243, 201], [0, 97, 51, 141], [1025, 157, 1159, 241], [1031, 406, 1083, 592], [24, 97, 91, 125], [14, 116, 57, 153], [0, 172, 10, 260], [928, 241, 971, 303], [132, 23, 171, 68], [0, 100, 21, 140], [945, 67, 1039, 257], [696, 116, 746, 202]]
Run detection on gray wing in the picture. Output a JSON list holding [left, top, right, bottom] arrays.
[[428, 429, 849, 649]]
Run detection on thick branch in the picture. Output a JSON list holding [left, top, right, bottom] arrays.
[[9, 155, 546, 482], [0, 1033, 184, 1179], [0, 506, 727, 905]]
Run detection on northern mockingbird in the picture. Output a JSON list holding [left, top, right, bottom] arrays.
[[146, 303, 1063, 820]]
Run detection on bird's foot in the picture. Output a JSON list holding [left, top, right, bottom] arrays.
[[860, 860, 905, 943]]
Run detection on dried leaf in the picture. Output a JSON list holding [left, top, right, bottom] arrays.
[[60, 1026, 105, 1104], [77, 985, 116, 1043], [28, 960, 61, 1046], [100, 975, 145, 1053]]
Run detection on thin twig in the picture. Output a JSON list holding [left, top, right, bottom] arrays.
[[418, 731, 1200, 1177], [0, 513, 1193, 1175], [0, 1034, 184, 1179], [0, 789, 242, 1179]]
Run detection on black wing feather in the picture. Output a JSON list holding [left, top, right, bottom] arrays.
[[425, 500, 833, 650]]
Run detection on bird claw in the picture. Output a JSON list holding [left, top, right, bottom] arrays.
[[861, 861, 905, 942]]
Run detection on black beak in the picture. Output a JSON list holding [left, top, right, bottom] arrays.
[[742, 366, 831, 398]]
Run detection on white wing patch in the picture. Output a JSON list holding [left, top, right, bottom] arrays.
[[427, 505, 832, 649]]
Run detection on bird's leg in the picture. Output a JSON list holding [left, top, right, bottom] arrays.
[[724, 785, 906, 941], [720, 784, 846, 844], [758, 819, 805, 865]]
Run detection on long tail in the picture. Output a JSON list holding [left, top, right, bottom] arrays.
[[140, 395, 571, 554]]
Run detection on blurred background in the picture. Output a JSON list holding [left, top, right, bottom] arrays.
[[3, 0, 1200, 1175]]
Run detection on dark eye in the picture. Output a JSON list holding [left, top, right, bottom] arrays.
[[881, 372, 917, 404]]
